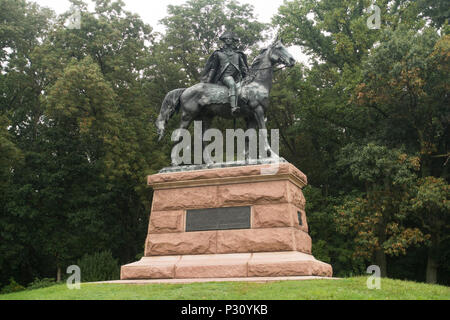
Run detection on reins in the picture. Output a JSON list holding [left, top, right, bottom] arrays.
[[242, 64, 290, 85], [251, 64, 288, 73]]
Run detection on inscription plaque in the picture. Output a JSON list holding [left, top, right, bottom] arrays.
[[186, 206, 251, 232]]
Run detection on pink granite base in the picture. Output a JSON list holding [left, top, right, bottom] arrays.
[[121, 252, 332, 280], [144, 227, 312, 256], [121, 163, 333, 280]]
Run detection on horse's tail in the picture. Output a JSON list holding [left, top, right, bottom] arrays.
[[155, 88, 186, 142]]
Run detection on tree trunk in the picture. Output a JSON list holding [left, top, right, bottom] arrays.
[[375, 198, 388, 278], [57, 266, 61, 283], [426, 234, 440, 284], [375, 249, 387, 278], [426, 253, 438, 284]]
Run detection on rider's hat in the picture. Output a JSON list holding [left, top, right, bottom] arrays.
[[219, 31, 239, 42]]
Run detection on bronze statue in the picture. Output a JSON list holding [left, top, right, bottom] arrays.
[[156, 38, 296, 166], [201, 31, 249, 115]]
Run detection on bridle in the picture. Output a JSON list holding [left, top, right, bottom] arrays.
[[248, 46, 293, 74]]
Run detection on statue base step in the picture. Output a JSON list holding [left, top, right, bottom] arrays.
[[121, 251, 332, 280], [97, 276, 337, 285], [158, 158, 288, 174]]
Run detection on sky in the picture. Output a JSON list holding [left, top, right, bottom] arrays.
[[35, 0, 285, 28], [34, 0, 310, 63]]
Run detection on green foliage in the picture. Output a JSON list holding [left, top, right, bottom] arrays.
[[410, 177, 450, 282], [0, 114, 22, 181], [77, 251, 120, 282], [0, 278, 26, 294], [355, 28, 448, 170], [412, 177, 450, 215], [303, 186, 366, 277], [274, 0, 427, 66], [335, 143, 427, 277], [416, 0, 450, 28], [337, 143, 420, 186], [0, 0, 52, 62], [0, 0, 153, 288], [26, 278, 56, 291]]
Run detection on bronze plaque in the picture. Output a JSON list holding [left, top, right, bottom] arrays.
[[186, 206, 251, 232]]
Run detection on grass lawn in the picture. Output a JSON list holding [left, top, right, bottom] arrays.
[[0, 277, 448, 300]]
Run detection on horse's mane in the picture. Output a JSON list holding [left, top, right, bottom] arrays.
[[250, 48, 269, 72], [241, 48, 270, 85]]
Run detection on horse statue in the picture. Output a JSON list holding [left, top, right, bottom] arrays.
[[155, 40, 296, 166]]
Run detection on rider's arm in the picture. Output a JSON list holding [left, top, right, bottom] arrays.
[[206, 52, 219, 83], [239, 54, 249, 78]]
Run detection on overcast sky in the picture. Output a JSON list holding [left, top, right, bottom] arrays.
[[34, 0, 310, 63]]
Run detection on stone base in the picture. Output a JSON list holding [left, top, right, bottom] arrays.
[[121, 251, 332, 280], [145, 227, 312, 256], [121, 162, 333, 280]]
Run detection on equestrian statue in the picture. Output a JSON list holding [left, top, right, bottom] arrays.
[[155, 31, 296, 166]]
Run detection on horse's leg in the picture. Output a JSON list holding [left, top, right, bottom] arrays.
[[245, 115, 258, 163], [253, 105, 279, 160], [201, 116, 215, 165]]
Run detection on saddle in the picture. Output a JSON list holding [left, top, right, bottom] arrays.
[[202, 81, 248, 109]]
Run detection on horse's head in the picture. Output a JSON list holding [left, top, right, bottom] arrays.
[[269, 40, 296, 68], [247, 40, 296, 85]]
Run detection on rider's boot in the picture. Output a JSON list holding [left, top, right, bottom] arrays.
[[223, 76, 239, 115], [230, 95, 239, 115]]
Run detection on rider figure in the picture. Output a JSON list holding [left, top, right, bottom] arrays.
[[201, 31, 249, 115]]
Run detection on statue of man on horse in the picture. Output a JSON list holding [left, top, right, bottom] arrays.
[[200, 31, 249, 115], [155, 30, 296, 166]]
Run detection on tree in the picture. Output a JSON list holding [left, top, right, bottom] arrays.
[[34, 0, 164, 273], [0, 115, 24, 285], [0, 0, 159, 285], [355, 28, 449, 178], [0, 0, 52, 63], [410, 177, 450, 283], [417, 0, 450, 29], [303, 185, 366, 277], [274, 0, 429, 68], [354, 27, 449, 281], [0, 115, 22, 180], [335, 143, 427, 277], [39, 56, 126, 280], [0, 0, 53, 287]]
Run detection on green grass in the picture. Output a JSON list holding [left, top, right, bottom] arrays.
[[0, 277, 448, 300]]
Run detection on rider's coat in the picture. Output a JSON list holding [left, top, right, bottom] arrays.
[[201, 48, 249, 85]]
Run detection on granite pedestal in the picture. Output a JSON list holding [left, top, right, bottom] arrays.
[[121, 162, 333, 279]]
